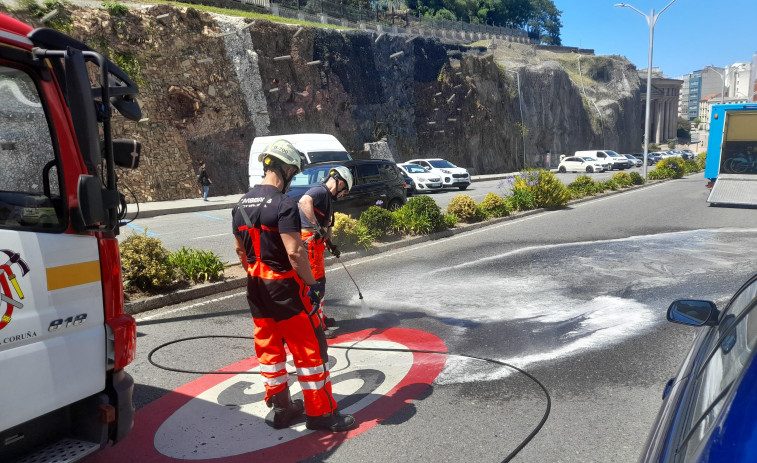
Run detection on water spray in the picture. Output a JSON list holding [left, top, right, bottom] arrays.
[[328, 240, 370, 315], [335, 255, 362, 300]]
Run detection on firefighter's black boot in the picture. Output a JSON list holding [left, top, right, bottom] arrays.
[[266, 389, 304, 429], [305, 411, 356, 432]]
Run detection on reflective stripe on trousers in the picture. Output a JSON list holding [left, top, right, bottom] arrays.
[[254, 310, 336, 417]]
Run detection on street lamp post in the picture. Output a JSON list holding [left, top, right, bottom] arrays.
[[504, 69, 526, 169], [615, 0, 678, 180]]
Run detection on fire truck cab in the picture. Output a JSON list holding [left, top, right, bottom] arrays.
[[0, 12, 141, 462]]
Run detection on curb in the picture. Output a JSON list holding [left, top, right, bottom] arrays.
[[124, 177, 668, 315]]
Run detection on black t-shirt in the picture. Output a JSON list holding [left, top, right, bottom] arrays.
[[299, 184, 333, 229], [232, 185, 301, 273]]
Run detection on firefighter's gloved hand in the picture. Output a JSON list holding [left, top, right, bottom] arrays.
[[313, 223, 326, 242], [307, 281, 326, 314], [327, 241, 340, 258]]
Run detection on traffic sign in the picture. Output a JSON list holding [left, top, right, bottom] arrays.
[[91, 328, 446, 462]]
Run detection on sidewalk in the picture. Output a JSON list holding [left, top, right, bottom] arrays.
[[124, 173, 517, 220]]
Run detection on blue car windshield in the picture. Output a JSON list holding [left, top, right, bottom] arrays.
[[402, 165, 427, 173], [290, 164, 338, 188], [428, 160, 456, 168]]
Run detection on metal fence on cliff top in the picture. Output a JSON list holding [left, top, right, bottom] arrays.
[[228, 0, 536, 44]]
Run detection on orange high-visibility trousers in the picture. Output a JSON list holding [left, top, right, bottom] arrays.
[[301, 230, 327, 321], [301, 230, 326, 279], [246, 262, 337, 417]]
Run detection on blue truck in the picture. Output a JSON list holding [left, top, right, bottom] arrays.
[[704, 103, 757, 206]]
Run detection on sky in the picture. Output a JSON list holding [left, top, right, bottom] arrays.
[[555, 0, 757, 78]]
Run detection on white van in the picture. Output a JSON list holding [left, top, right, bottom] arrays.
[[248, 133, 352, 187], [574, 150, 630, 170]]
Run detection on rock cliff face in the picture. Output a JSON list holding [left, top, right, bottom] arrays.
[[4, 4, 642, 201]]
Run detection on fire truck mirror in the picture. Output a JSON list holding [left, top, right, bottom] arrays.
[[112, 139, 141, 169], [77, 174, 106, 227]]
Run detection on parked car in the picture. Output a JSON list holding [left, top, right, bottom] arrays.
[[287, 159, 406, 218], [681, 149, 696, 160], [639, 272, 757, 462], [398, 163, 443, 194], [574, 150, 629, 170], [401, 171, 415, 196], [633, 153, 660, 165], [557, 156, 606, 173], [623, 154, 642, 167], [406, 158, 471, 190]]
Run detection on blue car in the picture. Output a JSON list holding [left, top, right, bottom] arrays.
[[640, 273, 757, 462]]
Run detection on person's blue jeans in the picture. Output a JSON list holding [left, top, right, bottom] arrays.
[[203, 185, 209, 200]]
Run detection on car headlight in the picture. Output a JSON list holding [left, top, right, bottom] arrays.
[[440, 169, 451, 174]]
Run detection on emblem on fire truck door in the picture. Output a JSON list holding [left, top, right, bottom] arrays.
[[0, 249, 30, 331]]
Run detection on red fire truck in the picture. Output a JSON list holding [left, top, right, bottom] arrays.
[[0, 12, 141, 461]]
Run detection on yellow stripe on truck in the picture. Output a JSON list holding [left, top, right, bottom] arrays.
[[46, 260, 101, 291]]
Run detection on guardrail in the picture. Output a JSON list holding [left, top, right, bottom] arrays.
[[212, 0, 537, 44]]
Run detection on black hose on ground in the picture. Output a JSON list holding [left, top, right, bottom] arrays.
[[147, 335, 551, 463]]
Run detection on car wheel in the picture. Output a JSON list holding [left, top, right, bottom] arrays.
[[458, 185, 468, 190], [387, 199, 403, 211], [586, 166, 593, 173], [559, 166, 566, 173]]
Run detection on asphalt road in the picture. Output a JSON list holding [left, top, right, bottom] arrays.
[[101, 172, 757, 462]]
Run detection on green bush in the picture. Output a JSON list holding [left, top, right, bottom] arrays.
[[332, 212, 372, 250], [120, 232, 175, 291], [566, 175, 597, 198], [446, 194, 479, 222], [359, 206, 393, 239], [478, 193, 510, 219], [513, 169, 570, 208], [391, 195, 446, 235], [650, 157, 685, 179], [683, 159, 701, 174], [507, 188, 536, 211], [611, 171, 633, 187], [602, 179, 619, 190], [169, 247, 226, 283], [696, 152, 707, 170], [443, 213, 459, 228], [629, 171, 645, 185], [102, 1, 128, 15]]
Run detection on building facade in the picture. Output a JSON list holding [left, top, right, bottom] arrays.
[[726, 62, 752, 100], [639, 71, 683, 145]]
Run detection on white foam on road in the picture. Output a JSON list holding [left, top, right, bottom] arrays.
[[363, 228, 757, 385]]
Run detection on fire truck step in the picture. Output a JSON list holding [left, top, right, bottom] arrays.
[[15, 437, 99, 463]]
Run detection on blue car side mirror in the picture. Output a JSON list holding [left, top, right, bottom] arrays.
[[667, 299, 719, 326]]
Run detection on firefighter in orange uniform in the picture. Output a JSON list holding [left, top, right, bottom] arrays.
[[298, 165, 353, 337], [232, 139, 356, 432]]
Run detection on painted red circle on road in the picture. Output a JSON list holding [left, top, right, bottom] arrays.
[[92, 327, 446, 462]]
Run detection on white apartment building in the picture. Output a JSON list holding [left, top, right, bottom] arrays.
[[725, 62, 752, 100]]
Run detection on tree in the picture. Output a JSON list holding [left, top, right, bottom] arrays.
[[677, 117, 691, 139], [526, 0, 562, 45]]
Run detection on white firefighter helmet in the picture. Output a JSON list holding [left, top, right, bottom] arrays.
[[258, 139, 304, 173], [329, 166, 353, 192]]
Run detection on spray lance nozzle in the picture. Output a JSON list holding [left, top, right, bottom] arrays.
[[327, 239, 363, 300]]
